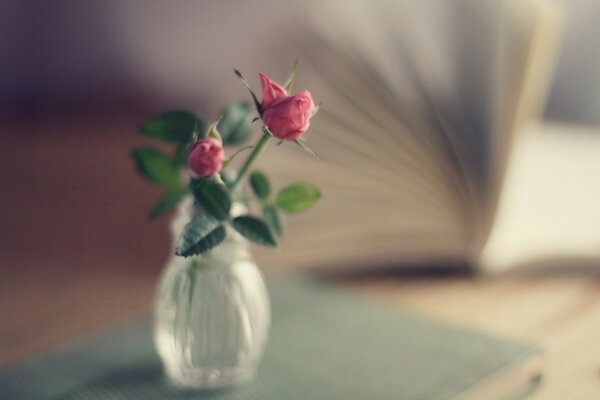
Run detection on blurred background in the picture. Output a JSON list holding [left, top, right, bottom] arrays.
[[1, 0, 600, 368], [3, 0, 600, 122]]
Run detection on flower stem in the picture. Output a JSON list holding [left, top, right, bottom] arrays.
[[230, 130, 271, 190]]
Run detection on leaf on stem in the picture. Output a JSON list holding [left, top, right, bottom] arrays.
[[176, 222, 226, 257], [131, 147, 181, 189], [249, 171, 270, 200], [276, 184, 321, 213], [190, 178, 231, 221], [174, 143, 189, 166], [140, 110, 203, 143], [218, 102, 252, 146], [263, 204, 283, 236], [231, 216, 277, 247], [149, 188, 188, 219]]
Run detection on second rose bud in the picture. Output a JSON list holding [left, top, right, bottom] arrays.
[[188, 138, 225, 177]]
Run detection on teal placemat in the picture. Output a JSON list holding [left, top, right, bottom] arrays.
[[0, 279, 539, 399]]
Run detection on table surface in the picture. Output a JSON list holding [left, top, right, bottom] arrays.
[[1, 266, 599, 400]]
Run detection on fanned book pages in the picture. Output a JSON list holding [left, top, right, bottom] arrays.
[[236, 0, 577, 272], [480, 123, 600, 272], [0, 279, 542, 400]]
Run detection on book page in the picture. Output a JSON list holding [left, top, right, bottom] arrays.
[[480, 123, 600, 272], [482, 0, 562, 249]]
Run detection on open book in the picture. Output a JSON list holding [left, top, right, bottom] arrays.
[[246, 0, 598, 272]]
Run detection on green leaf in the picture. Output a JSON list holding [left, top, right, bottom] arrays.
[[249, 171, 270, 200], [231, 216, 277, 247], [149, 188, 188, 219], [140, 110, 203, 143], [176, 223, 226, 257], [175, 206, 222, 257], [263, 204, 283, 236], [218, 101, 252, 146], [275, 184, 321, 213], [190, 178, 231, 221], [131, 147, 181, 189], [174, 143, 188, 166]]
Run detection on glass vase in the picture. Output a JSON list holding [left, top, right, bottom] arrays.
[[153, 198, 271, 389]]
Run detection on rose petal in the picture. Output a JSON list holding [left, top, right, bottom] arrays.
[[259, 73, 288, 110]]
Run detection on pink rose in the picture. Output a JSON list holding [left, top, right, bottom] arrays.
[[263, 91, 315, 141], [187, 138, 225, 177], [259, 74, 315, 141]]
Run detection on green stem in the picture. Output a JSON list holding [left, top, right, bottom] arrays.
[[230, 130, 271, 190]]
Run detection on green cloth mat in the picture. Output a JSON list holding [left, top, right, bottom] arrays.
[[0, 278, 539, 399]]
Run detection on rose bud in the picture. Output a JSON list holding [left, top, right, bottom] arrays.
[[259, 72, 288, 110], [262, 90, 315, 141], [187, 138, 225, 177]]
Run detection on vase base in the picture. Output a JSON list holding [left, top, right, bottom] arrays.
[[165, 365, 256, 390]]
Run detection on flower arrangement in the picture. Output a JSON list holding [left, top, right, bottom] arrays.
[[132, 62, 320, 257]]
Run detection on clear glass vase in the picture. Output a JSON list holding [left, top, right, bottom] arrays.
[[153, 198, 271, 389]]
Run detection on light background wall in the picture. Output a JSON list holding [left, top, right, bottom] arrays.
[[0, 0, 599, 124]]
